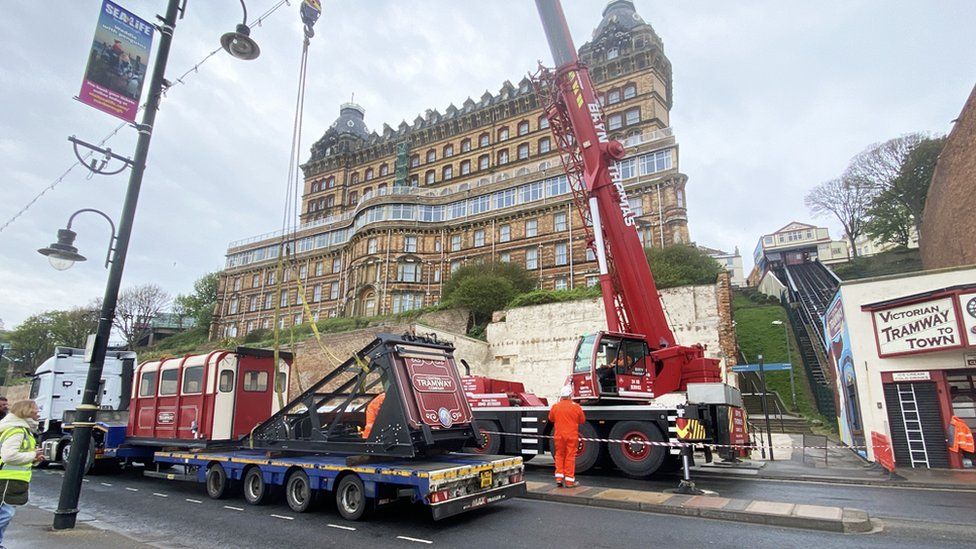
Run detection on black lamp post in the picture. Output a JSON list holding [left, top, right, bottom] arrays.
[[45, 0, 259, 530]]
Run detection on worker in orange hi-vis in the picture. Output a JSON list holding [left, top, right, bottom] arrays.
[[362, 392, 386, 439], [548, 385, 586, 487]]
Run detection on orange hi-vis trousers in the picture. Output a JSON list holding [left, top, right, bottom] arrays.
[[553, 435, 578, 485]]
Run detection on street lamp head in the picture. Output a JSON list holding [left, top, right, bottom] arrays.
[[221, 23, 261, 60], [38, 228, 87, 271]]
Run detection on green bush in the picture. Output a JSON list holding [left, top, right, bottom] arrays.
[[442, 261, 536, 299], [446, 274, 517, 325], [508, 285, 601, 308], [645, 244, 724, 288]]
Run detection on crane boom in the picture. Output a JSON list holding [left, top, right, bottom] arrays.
[[534, 0, 720, 399]]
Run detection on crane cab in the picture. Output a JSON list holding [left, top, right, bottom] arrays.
[[570, 332, 654, 401]]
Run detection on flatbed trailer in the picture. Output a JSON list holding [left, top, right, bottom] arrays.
[[152, 449, 525, 520]]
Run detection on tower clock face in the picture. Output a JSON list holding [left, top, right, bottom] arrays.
[[968, 297, 976, 319]]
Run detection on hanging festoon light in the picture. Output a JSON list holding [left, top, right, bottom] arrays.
[[300, 0, 322, 39]]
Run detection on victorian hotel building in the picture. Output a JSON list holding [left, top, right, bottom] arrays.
[[215, 2, 692, 338]]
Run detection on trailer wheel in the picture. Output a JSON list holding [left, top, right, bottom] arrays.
[[206, 463, 232, 499], [463, 420, 501, 455], [335, 474, 369, 521], [607, 421, 666, 478], [242, 467, 271, 505], [548, 421, 603, 474], [285, 470, 314, 513]]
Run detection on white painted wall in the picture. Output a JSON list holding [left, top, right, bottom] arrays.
[[483, 284, 729, 401]]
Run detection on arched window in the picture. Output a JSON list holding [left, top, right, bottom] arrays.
[[517, 143, 529, 160], [348, 190, 358, 205], [410, 154, 419, 168], [365, 168, 374, 181], [326, 176, 335, 188], [426, 149, 436, 163], [497, 149, 509, 165], [479, 133, 490, 147], [363, 187, 373, 199], [443, 144, 454, 158], [350, 172, 359, 184], [478, 154, 489, 170], [538, 116, 550, 130], [379, 163, 389, 176], [623, 84, 637, 100], [517, 121, 529, 136], [460, 160, 471, 175], [425, 170, 435, 185], [497, 127, 509, 141], [409, 174, 419, 186], [461, 138, 472, 152], [516, 167, 529, 176], [443, 165, 453, 180], [539, 137, 551, 153], [311, 181, 319, 193], [378, 183, 388, 195]]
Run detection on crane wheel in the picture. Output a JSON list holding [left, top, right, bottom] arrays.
[[463, 420, 501, 455], [607, 421, 666, 477]]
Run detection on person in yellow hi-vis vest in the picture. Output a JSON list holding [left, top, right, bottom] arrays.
[[0, 399, 43, 546]]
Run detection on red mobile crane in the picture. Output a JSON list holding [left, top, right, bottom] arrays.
[[464, 0, 746, 478]]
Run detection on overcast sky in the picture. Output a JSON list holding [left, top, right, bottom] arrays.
[[1, 1, 973, 330]]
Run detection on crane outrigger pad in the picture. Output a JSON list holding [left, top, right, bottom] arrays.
[[244, 333, 477, 458]]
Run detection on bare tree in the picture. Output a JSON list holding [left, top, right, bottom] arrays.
[[114, 283, 171, 349], [804, 176, 873, 259]]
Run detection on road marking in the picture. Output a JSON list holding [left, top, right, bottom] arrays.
[[82, 479, 90, 483], [186, 498, 202, 504], [327, 524, 356, 531], [224, 505, 245, 511], [271, 514, 294, 520], [152, 492, 169, 498], [100, 482, 113, 487], [744, 476, 976, 493], [397, 536, 433, 544], [125, 487, 139, 492]]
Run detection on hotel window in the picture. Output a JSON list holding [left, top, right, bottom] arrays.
[[234, 277, 242, 291], [425, 170, 435, 185], [460, 160, 471, 175], [497, 149, 509, 165], [554, 277, 568, 291], [380, 163, 389, 176], [451, 260, 462, 273], [326, 176, 335, 188], [451, 234, 462, 251], [500, 252, 511, 263], [248, 296, 258, 312], [677, 189, 685, 208], [618, 158, 636, 179], [368, 238, 378, 254], [607, 47, 618, 60], [443, 165, 453, 180], [434, 237, 442, 252], [299, 265, 308, 279], [625, 108, 640, 126], [444, 144, 454, 158], [554, 212, 568, 231], [479, 133, 490, 147], [499, 224, 511, 243], [348, 191, 358, 205], [279, 290, 289, 308], [608, 114, 622, 130], [586, 248, 596, 261], [517, 143, 529, 160], [312, 284, 322, 302], [332, 258, 341, 273], [474, 229, 485, 247], [363, 187, 373, 199], [498, 127, 509, 141], [311, 182, 319, 192], [461, 138, 471, 152], [629, 197, 643, 216], [404, 235, 417, 253], [608, 89, 621, 105], [555, 242, 568, 265], [330, 282, 340, 300], [539, 116, 550, 130], [377, 184, 387, 196], [623, 84, 636, 100], [351, 172, 359, 184], [539, 137, 551, 153], [526, 219, 538, 237], [586, 275, 598, 287], [434, 268, 442, 282], [252, 274, 261, 287], [365, 168, 374, 181], [398, 262, 420, 282], [426, 149, 436, 163], [518, 121, 530, 136], [264, 293, 273, 309], [410, 154, 419, 167], [526, 248, 538, 270], [478, 155, 490, 170]]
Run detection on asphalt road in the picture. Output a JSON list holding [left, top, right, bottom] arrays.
[[524, 459, 976, 525], [26, 467, 976, 548]]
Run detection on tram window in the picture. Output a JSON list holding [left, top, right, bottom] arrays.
[[275, 372, 287, 393], [218, 370, 235, 393], [139, 371, 156, 396], [159, 369, 179, 396], [182, 366, 203, 395], [243, 371, 268, 392]]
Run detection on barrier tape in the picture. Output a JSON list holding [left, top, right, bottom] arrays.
[[480, 430, 888, 452]]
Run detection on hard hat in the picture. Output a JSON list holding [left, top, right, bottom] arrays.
[[560, 385, 573, 398]]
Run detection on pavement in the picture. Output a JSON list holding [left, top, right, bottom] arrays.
[[4, 503, 148, 549], [523, 480, 872, 533]]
